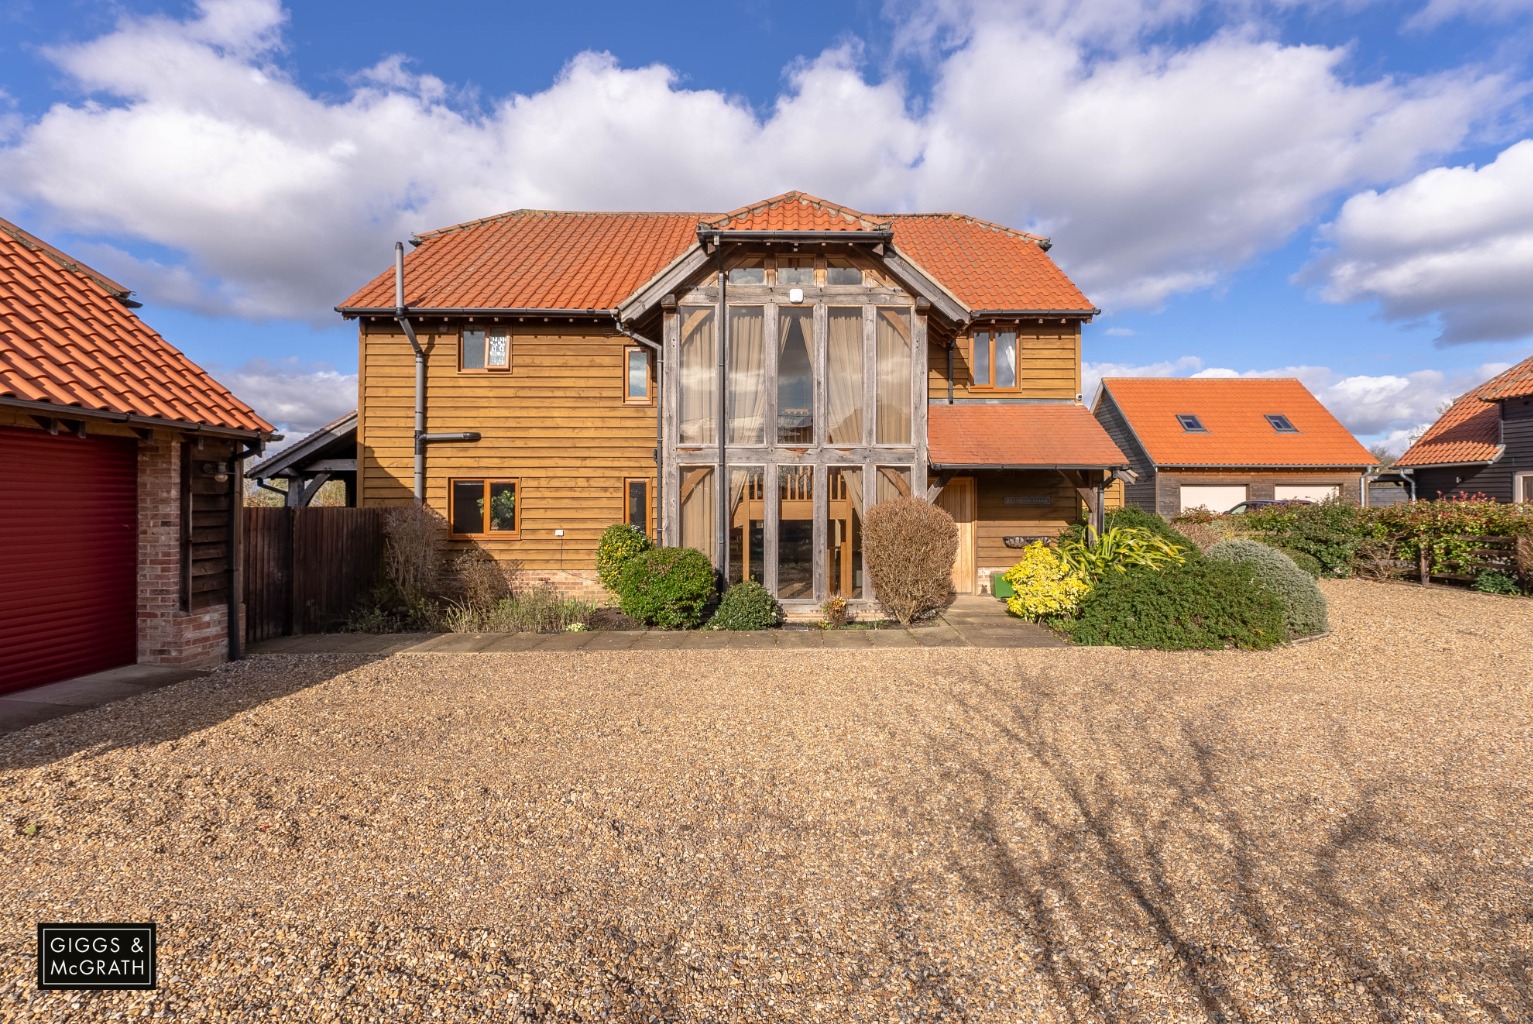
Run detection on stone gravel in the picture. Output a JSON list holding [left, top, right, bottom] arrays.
[[2, 580, 1530, 1022]]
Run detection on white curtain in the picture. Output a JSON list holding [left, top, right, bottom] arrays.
[[680, 308, 715, 444], [728, 307, 766, 444], [876, 309, 912, 444], [680, 467, 715, 559], [826, 309, 863, 445]]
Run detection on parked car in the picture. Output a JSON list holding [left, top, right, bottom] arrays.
[[1225, 499, 1314, 514]]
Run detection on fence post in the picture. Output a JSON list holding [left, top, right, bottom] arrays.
[[1418, 534, 1428, 585]]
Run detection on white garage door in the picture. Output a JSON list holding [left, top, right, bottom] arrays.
[[1180, 485, 1248, 513], [1275, 485, 1339, 502]]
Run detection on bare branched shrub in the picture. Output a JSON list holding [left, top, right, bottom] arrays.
[[381, 503, 447, 607], [1352, 538, 1407, 581], [452, 550, 522, 611], [1174, 520, 1234, 553], [864, 497, 958, 625]]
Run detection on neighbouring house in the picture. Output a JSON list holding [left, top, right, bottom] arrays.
[[337, 191, 1128, 608], [1093, 377, 1378, 515], [0, 219, 275, 692], [246, 411, 358, 506], [1394, 353, 1533, 503]]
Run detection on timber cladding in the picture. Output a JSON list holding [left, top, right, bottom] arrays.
[[357, 320, 658, 569], [927, 322, 1081, 401], [974, 470, 1079, 566]]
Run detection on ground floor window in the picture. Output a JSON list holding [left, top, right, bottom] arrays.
[[778, 466, 815, 599], [449, 479, 519, 537], [680, 467, 715, 557], [1517, 471, 1533, 504], [828, 467, 864, 599], [728, 467, 764, 585], [624, 477, 652, 536]]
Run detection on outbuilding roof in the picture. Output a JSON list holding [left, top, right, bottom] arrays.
[[1395, 353, 1533, 467], [0, 219, 272, 436], [928, 403, 1128, 469], [337, 191, 1094, 317], [1099, 377, 1376, 468]]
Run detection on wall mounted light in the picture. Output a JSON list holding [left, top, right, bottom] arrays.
[[198, 461, 230, 483]]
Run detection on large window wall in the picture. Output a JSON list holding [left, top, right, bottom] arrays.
[[663, 253, 927, 606]]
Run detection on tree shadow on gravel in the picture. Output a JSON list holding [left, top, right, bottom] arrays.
[[0, 654, 382, 775], [910, 667, 1533, 1023]]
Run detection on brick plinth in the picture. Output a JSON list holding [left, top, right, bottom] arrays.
[[138, 438, 229, 668], [520, 569, 608, 604]]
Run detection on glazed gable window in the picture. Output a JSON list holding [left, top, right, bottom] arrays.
[[461, 328, 510, 371], [450, 479, 519, 537], [971, 328, 1017, 389]]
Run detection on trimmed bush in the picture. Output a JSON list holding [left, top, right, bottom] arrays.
[[615, 547, 717, 629], [597, 524, 654, 591], [708, 580, 783, 630], [1068, 560, 1286, 650], [864, 497, 959, 625], [1473, 570, 1521, 595], [1206, 540, 1329, 638], [1277, 546, 1323, 577], [1002, 543, 1090, 620]]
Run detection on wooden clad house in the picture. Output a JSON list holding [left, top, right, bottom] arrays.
[[1093, 377, 1378, 515], [338, 192, 1127, 609], [1394, 353, 1533, 502], [0, 218, 274, 691]]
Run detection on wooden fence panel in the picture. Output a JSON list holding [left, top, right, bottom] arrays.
[[243, 507, 383, 642]]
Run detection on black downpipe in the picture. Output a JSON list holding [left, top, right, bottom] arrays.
[[716, 250, 729, 587], [947, 344, 955, 404]]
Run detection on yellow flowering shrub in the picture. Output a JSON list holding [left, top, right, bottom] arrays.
[[1002, 542, 1090, 620]]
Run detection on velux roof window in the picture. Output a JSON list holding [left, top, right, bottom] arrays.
[[1265, 414, 1299, 432], [1176, 414, 1206, 432]]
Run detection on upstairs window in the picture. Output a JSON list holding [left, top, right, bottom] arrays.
[[825, 259, 863, 286], [625, 346, 653, 404], [1265, 413, 1298, 432], [971, 328, 1018, 389], [727, 259, 765, 285], [776, 257, 815, 287], [450, 479, 518, 538], [1176, 414, 1207, 432], [461, 327, 510, 371]]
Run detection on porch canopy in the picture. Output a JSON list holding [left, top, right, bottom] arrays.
[[927, 403, 1128, 471], [927, 403, 1128, 531]]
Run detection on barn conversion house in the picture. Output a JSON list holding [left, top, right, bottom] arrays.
[[339, 192, 1129, 608]]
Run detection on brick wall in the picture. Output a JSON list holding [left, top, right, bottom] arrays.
[[138, 436, 229, 668], [520, 568, 610, 604]]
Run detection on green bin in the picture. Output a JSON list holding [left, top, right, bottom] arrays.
[[992, 575, 1014, 600]]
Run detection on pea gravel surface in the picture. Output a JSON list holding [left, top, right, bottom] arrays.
[[3, 581, 1530, 1022]]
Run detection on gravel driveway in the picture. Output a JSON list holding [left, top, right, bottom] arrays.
[[3, 581, 1530, 1022]]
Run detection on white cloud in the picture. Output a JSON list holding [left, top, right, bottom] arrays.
[[1103, 326, 1136, 336], [212, 357, 356, 439], [1407, 0, 1533, 30], [1304, 141, 1533, 345], [0, 0, 1515, 324]]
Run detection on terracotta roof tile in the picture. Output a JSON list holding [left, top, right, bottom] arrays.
[[929, 403, 1127, 468], [1395, 353, 1533, 467], [1101, 378, 1376, 468], [0, 219, 272, 434], [337, 193, 1094, 315]]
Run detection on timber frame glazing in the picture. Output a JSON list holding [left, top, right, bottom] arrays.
[[659, 248, 928, 609]]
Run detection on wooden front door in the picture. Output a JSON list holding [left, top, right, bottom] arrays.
[[937, 476, 976, 594]]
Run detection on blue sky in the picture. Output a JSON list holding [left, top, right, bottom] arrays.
[[3, 0, 1532, 449]]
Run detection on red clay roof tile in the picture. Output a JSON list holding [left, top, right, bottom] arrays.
[[1102, 378, 1376, 468], [0, 219, 272, 434], [1395, 353, 1533, 467], [929, 403, 1127, 468], [338, 193, 1094, 315]]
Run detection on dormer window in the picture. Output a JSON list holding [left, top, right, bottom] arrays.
[[1176, 414, 1206, 432], [727, 260, 765, 285], [825, 259, 863, 286], [1265, 414, 1298, 432]]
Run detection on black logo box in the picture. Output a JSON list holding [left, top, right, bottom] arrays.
[[37, 923, 157, 990]]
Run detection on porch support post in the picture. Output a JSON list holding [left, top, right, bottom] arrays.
[[661, 306, 681, 546], [812, 463, 828, 601], [763, 462, 780, 594], [913, 308, 929, 495]]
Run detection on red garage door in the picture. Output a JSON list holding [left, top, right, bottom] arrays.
[[0, 427, 138, 693]]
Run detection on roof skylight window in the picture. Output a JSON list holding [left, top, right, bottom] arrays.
[[1265, 414, 1298, 433], [1176, 414, 1206, 432]]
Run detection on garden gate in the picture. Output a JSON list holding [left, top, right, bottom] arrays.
[[243, 506, 383, 642]]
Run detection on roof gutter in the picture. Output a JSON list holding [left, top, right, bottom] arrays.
[[972, 308, 1102, 318], [0, 395, 270, 440], [697, 229, 894, 244], [340, 306, 618, 318], [929, 462, 1129, 471]]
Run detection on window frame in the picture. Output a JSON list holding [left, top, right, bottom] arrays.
[[1176, 414, 1208, 433], [459, 326, 512, 373], [447, 477, 521, 539], [623, 345, 654, 405], [969, 326, 1020, 391], [1265, 413, 1299, 433], [1516, 470, 1533, 504], [624, 477, 654, 536]]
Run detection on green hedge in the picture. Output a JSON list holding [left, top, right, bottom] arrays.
[[1068, 560, 1286, 650], [1206, 540, 1328, 639], [615, 547, 717, 629]]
